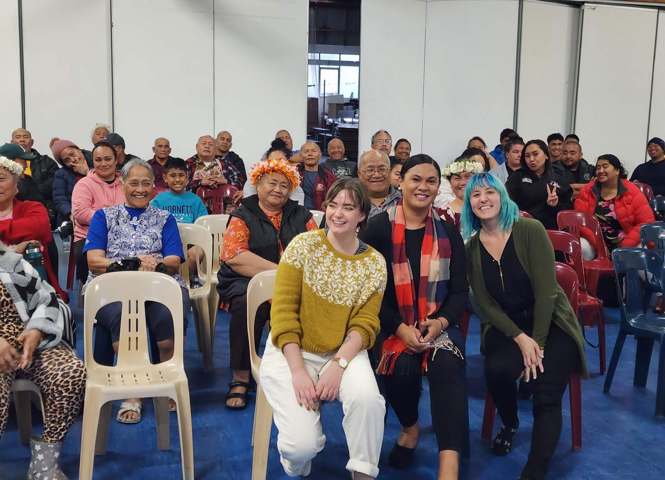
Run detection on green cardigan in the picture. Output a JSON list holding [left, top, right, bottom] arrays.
[[465, 217, 589, 379]]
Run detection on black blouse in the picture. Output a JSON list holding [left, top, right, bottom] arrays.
[[359, 213, 468, 336]]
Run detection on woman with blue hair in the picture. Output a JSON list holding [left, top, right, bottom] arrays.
[[464, 173, 587, 480]]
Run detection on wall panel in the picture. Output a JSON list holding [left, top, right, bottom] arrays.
[[575, 4, 657, 173], [112, 0, 214, 160], [22, 0, 112, 155], [0, 0, 22, 140], [422, 0, 519, 166], [359, 0, 426, 156], [214, 0, 308, 168]]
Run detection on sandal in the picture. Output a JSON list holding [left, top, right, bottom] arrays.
[[225, 381, 250, 410], [117, 401, 142, 424]]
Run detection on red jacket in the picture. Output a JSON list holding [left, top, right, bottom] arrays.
[[0, 199, 68, 300], [298, 165, 338, 211], [574, 178, 655, 248]]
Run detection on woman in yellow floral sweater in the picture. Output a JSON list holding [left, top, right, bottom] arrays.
[[260, 178, 388, 479]]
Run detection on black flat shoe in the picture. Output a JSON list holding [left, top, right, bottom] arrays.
[[491, 421, 519, 457], [225, 381, 250, 410], [388, 443, 416, 469]]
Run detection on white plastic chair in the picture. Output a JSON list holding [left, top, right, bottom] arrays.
[[10, 379, 45, 445], [79, 272, 193, 480], [178, 223, 214, 372], [246, 270, 277, 480], [310, 210, 325, 226], [195, 213, 230, 338]]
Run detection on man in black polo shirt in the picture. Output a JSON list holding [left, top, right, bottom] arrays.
[[631, 137, 665, 196], [560, 141, 595, 200]]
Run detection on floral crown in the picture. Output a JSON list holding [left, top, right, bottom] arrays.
[[249, 158, 300, 193], [442, 160, 484, 178], [0, 156, 24, 177]]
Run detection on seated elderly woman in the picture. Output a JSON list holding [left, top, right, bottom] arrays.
[[0, 241, 86, 480], [0, 156, 68, 300], [218, 157, 318, 409], [83, 158, 189, 424], [51, 139, 91, 228]]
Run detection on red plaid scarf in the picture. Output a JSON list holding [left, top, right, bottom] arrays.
[[376, 201, 451, 375]]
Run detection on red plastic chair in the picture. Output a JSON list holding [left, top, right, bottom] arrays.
[[481, 262, 583, 452], [518, 210, 533, 219], [633, 181, 654, 202], [151, 187, 167, 199], [547, 230, 606, 374], [196, 185, 240, 214], [557, 210, 614, 296]]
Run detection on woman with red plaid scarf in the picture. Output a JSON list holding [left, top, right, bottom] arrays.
[[359, 154, 468, 480]]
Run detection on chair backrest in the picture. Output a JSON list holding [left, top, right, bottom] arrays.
[[633, 181, 654, 201], [639, 222, 665, 256], [83, 272, 185, 369], [518, 210, 533, 219], [195, 214, 230, 276], [612, 247, 664, 325], [547, 230, 586, 287], [246, 270, 277, 380], [151, 187, 167, 199], [196, 185, 239, 214], [557, 210, 609, 260], [649, 197, 665, 219], [555, 262, 580, 314], [310, 210, 325, 226], [177, 223, 213, 289]]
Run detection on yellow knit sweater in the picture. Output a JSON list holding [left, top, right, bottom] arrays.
[[271, 229, 387, 353]]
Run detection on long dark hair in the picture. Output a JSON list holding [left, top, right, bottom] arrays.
[[520, 139, 553, 181]]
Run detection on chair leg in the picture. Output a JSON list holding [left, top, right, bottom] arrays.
[[634, 337, 655, 388], [604, 330, 628, 394], [79, 391, 103, 480], [95, 402, 112, 456], [656, 342, 665, 418], [481, 392, 496, 443], [154, 397, 171, 451], [13, 390, 32, 446], [252, 385, 273, 480], [568, 374, 582, 451], [597, 307, 607, 375], [175, 382, 195, 480]]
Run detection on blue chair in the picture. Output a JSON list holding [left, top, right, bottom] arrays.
[[606, 248, 665, 417]]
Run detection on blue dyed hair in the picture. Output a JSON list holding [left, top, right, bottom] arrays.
[[461, 173, 519, 241]]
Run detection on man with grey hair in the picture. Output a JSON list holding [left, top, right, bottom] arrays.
[[186, 135, 243, 192], [357, 150, 401, 218]]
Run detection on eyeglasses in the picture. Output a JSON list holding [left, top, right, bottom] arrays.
[[374, 139, 392, 145], [360, 167, 390, 176]]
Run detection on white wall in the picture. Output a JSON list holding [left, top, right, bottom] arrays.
[[359, 0, 426, 156], [422, 0, 519, 166], [214, 0, 309, 168], [575, 4, 658, 173], [649, 11, 665, 148], [22, 0, 113, 155], [0, 0, 22, 141], [517, 0, 579, 142], [111, 0, 214, 161]]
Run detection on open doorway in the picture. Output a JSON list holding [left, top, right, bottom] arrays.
[[307, 0, 361, 162]]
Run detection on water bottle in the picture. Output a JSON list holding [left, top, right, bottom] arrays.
[[24, 243, 47, 281]]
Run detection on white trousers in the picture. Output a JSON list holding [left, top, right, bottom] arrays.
[[259, 337, 385, 478]]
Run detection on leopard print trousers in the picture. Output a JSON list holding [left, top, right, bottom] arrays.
[[0, 282, 86, 443]]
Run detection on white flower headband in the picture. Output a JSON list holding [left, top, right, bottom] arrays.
[[0, 156, 24, 176], [442, 160, 484, 179]]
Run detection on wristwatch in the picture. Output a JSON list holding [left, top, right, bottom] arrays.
[[333, 357, 348, 370]]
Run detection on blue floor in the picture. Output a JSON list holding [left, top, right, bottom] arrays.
[[2, 299, 665, 479]]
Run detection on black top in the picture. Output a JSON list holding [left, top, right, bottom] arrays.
[[359, 212, 468, 336], [480, 234, 535, 331]]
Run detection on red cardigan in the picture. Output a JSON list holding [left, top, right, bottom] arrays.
[[0, 199, 68, 300], [574, 178, 655, 248]]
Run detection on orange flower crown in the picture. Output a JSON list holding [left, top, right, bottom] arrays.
[[249, 158, 300, 193]]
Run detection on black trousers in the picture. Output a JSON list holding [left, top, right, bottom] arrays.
[[73, 239, 89, 284], [484, 323, 580, 480], [377, 328, 466, 452], [228, 294, 271, 371]]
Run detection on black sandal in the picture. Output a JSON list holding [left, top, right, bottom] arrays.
[[225, 381, 250, 410]]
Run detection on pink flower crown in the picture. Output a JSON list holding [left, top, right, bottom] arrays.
[[249, 158, 300, 193]]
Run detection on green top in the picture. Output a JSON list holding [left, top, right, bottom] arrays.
[[465, 217, 589, 379]]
